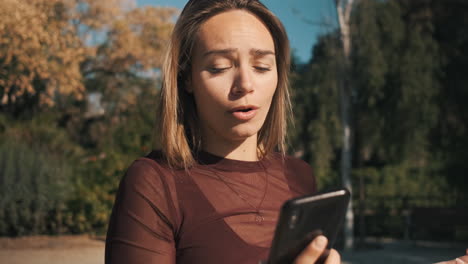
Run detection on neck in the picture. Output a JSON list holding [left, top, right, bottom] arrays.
[[201, 133, 259, 161]]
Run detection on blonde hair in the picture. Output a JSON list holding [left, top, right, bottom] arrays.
[[155, 0, 292, 168]]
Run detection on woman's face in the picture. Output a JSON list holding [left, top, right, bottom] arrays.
[[189, 10, 278, 145]]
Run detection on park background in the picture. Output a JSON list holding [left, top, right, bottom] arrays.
[[0, 0, 467, 263]]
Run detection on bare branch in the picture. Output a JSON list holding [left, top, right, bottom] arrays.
[[336, 1, 345, 32], [344, 0, 355, 23]]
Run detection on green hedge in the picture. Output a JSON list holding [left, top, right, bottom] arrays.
[[0, 111, 152, 236], [0, 140, 73, 236]]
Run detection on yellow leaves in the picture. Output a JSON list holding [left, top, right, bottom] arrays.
[[1, 0, 87, 106], [75, 0, 131, 29], [0, 0, 175, 107], [98, 6, 177, 72]]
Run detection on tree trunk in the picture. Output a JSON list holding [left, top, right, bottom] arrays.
[[335, 0, 355, 250]]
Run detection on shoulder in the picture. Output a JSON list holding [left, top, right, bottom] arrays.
[[121, 150, 177, 191], [110, 150, 181, 244], [119, 150, 181, 216], [267, 152, 313, 173], [284, 155, 313, 173], [267, 153, 316, 195]]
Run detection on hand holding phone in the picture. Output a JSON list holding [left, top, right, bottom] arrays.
[[293, 235, 343, 264], [267, 188, 350, 264]]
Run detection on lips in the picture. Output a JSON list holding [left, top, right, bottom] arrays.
[[229, 105, 259, 121]]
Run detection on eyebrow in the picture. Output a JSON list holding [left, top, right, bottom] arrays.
[[202, 48, 275, 58], [251, 49, 275, 57], [203, 48, 237, 57]]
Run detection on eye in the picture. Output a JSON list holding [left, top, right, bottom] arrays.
[[254, 66, 271, 73], [208, 66, 231, 74]]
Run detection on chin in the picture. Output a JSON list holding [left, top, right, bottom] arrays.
[[227, 124, 262, 140]]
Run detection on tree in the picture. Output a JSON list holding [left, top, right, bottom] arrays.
[[429, 0, 468, 204], [334, 0, 357, 250], [290, 35, 342, 189], [292, 0, 467, 242], [0, 0, 175, 117], [349, 0, 442, 242], [0, 0, 176, 235], [0, 0, 87, 111]]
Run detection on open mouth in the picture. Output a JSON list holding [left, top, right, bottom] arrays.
[[230, 105, 258, 112], [230, 106, 258, 120]]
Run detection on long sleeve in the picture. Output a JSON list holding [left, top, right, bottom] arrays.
[[105, 159, 179, 264]]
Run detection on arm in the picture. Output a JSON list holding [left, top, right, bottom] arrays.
[[105, 160, 178, 264]]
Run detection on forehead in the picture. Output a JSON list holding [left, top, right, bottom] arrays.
[[194, 10, 275, 53]]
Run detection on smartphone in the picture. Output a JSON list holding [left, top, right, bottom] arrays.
[[266, 188, 350, 264]]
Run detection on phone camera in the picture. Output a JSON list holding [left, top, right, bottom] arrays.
[[289, 210, 300, 229]]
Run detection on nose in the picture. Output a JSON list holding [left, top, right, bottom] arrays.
[[231, 65, 254, 96]]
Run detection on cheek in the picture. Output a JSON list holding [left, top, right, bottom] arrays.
[[258, 76, 278, 121], [189, 58, 232, 125], [191, 75, 227, 115], [263, 74, 278, 103], [193, 69, 234, 101]]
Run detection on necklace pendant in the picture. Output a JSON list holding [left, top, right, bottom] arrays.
[[255, 214, 264, 225]]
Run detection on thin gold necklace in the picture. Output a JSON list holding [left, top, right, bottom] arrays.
[[210, 162, 269, 225]]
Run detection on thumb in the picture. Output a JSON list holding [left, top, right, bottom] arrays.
[[294, 236, 328, 264]]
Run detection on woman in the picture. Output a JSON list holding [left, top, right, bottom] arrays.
[[105, 0, 467, 263], [105, 0, 339, 263]]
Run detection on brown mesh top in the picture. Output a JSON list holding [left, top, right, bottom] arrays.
[[105, 150, 316, 264]]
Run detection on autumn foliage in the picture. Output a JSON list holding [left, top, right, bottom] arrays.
[[0, 0, 175, 108], [0, 0, 176, 236]]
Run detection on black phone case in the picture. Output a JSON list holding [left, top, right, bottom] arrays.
[[267, 188, 350, 264]]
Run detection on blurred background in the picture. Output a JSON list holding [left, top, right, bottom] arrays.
[[0, 0, 467, 263]]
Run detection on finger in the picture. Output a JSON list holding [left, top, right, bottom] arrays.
[[434, 258, 467, 264], [293, 235, 328, 264], [316, 249, 331, 264], [459, 250, 468, 262], [324, 249, 341, 264]]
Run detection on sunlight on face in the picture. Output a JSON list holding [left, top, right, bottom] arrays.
[[190, 10, 278, 146]]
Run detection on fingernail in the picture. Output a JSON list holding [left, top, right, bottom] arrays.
[[456, 258, 466, 264], [313, 236, 327, 250]]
